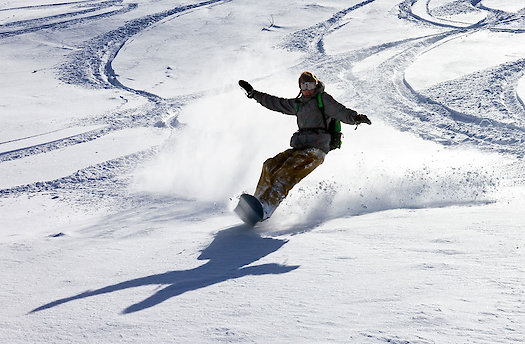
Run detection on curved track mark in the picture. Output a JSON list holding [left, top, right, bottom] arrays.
[[1, 1, 226, 164], [282, 0, 376, 56], [59, 0, 226, 100], [0, 0, 95, 12], [282, 0, 525, 156], [0, 1, 135, 38], [0, 127, 110, 162]]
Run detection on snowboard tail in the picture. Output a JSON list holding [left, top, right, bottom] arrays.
[[234, 194, 264, 227]]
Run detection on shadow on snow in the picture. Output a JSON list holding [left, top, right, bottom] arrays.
[[30, 225, 298, 314]]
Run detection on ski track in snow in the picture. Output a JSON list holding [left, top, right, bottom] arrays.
[[0, 0, 137, 38], [0, 0, 523, 212], [0, 0, 226, 167], [1, 1, 525, 342], [59, 0, 226, 93], [394, 1, 525, 156], [283, 0, 525, 157], [1, 0, 525, 209], [0, 0, 226, 198]]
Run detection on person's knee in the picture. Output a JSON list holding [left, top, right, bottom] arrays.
[[262, 158, 274, 172]]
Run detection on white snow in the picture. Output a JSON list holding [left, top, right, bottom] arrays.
[[482, 0, 525, 13], [1, 0, 524, 343], [0, 127, 169, 189], [405, 30, 525, 90]]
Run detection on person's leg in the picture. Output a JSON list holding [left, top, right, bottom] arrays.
[[254, 149, 295, 200], [258, 148, 325, 219]]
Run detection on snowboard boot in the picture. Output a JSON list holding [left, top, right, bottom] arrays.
[[234, 194, 264, 227]]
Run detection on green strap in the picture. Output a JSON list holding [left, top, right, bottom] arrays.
[[318, 92, 328, 129], [317, 92, 324, 109]]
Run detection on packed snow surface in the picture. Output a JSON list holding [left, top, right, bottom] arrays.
[[1, 0, 524, 343]]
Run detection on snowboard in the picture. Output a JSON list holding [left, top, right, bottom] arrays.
[[234, 194, 264, 227]]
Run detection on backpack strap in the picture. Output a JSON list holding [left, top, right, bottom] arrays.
[[317, 92, 328, 130], [317, 92, 324, 109]]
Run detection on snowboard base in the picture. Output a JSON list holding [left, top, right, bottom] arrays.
[[234, 194, 264, 227]]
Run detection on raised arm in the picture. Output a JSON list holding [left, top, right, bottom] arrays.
[[239, 80, 297, 115]]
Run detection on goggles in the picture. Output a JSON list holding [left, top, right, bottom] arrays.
[[300, 81, 317, 91]]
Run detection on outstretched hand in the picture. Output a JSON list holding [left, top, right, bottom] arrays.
[[355, 114, 371, 125], [239, 80, 254, 98]]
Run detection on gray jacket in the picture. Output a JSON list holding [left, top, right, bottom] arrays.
[[252, 82, 359, 153]]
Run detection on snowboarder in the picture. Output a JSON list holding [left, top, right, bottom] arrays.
[[235, 71, 371, 226]]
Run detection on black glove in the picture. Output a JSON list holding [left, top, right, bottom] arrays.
[[355, 114, 371, 125], [239, 80, 254, 98]]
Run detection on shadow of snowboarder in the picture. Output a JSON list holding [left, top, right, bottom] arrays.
[[31, 225, 298, 314]]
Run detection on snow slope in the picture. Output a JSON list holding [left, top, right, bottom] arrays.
[[1, 0, 524, 343]]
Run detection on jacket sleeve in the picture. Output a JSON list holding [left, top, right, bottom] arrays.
[[252, 90, 297, 115], [322, 92, 359, 125]]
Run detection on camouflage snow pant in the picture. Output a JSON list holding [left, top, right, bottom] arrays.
[[254, 148, 326, 219]]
